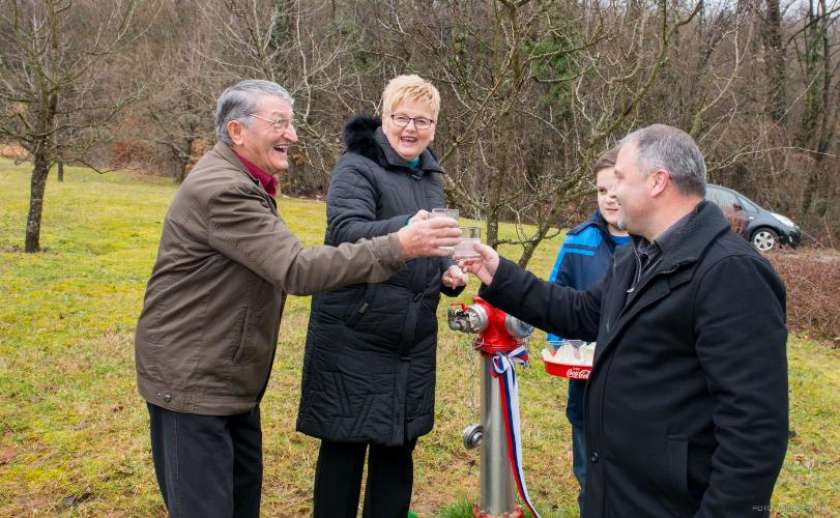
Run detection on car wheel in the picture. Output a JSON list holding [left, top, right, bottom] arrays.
[[751, 227, 779, 253]]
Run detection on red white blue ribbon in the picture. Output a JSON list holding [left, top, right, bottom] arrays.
[[490, 345, 541, 518]]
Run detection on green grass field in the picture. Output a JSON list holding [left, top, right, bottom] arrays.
[[1, 159, 838, 517]]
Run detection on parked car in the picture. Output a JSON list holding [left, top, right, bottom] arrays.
[[705, 184, 801, 252]]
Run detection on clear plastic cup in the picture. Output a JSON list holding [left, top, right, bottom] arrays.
[[431, 208, 459, 219], [453, 226, 481, 261], [431, 208, 459, 254]]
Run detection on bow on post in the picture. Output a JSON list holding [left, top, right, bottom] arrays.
[[490, 345, 541, 518]]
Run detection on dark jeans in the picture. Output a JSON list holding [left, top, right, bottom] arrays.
[[571, 420, 587, 516], [147, 403, 262, 518], [567, 378, 587, 516], [312, 438, 417, 518]]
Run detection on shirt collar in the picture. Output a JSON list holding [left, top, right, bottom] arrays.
[[654, 209, 695, 255], [632, 209, 695, 263], [233, 152, 278, 198]]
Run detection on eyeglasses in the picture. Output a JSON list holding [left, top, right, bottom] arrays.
[[248, 113, 296, 132], [390, 113, 435, 130]]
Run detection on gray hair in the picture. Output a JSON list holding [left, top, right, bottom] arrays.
[[215, 79, 294, 145], [619, 124, 706, 197]]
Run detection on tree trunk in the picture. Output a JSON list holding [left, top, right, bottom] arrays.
[[25, 148, 51, 253], [175, 138, 192, 183], [518, 219, 552, 268], [763, 0, 786, 124], [57, 159, 64, 182], [798, 0, 834, 216]]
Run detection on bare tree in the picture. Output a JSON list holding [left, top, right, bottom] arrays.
[[3, 0, 835, 253], [374, 0, 703, 267], [139, 2, 221, 182], [796, 0, 839, 215], [763, 0, 788, 124], [0, 0, 142, 252], [196, 0, 356, 192]]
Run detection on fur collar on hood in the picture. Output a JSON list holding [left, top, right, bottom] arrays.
[[342, 115, 384, 162]]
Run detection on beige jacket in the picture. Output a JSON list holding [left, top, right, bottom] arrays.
[[135, 142, 405, 415]]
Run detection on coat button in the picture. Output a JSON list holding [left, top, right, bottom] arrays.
[[590, 451, 600, 463], [163, 393, 172, 403]]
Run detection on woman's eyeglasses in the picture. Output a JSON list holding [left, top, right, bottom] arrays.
[[390, 114, 435, 130]]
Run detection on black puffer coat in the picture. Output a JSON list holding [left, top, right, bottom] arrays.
[[296, 116, 462, 446]]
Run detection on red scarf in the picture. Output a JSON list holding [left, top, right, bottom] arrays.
[[233, 152, 278, 198]]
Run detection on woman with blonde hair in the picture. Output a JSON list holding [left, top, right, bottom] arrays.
[[297, 74, 466, 517]]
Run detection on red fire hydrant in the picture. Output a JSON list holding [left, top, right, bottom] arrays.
[[448, 296, 537, 518]]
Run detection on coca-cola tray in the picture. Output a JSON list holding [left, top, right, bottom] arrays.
[[541, 347, 593, 380], [543, 361, 591, 380]]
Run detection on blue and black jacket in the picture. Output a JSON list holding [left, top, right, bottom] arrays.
[[547, 210, 630, 425]]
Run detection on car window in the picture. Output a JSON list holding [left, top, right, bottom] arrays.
[[736, 195, 758, 212], [706, 187, 723, 205], [706, 187, 738, 208]]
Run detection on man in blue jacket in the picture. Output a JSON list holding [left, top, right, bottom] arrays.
[[546, 147, 629, 514]]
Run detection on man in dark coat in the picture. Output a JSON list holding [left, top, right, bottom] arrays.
[[297, 75, 466, 517], [461, 124, 789, 517]]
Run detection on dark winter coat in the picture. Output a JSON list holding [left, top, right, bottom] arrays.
[[296, 116, 462, 446], [480, 201, 788, 517]]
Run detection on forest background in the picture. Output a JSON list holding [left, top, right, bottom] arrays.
[[1, 0, 839, 256]]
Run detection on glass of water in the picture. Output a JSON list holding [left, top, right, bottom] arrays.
[[431, 207, 459, 220], [453, 226, 481, 261], [431, 208, 459, 254]]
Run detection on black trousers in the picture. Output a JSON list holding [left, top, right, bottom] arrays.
[[147, 403, 262, 518], [312, 438, 417, 518]]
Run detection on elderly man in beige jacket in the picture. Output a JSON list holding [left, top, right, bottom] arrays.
[[134, 79, 461, 518]]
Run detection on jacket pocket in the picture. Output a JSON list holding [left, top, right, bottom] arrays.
[[666, 435, 689, 496], [345, 284, 378, 328], [229, 306, 251, 363], [138, 281, 174, 346]]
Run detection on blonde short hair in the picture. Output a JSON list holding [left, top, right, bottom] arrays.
[[381, 74, 440, 119]]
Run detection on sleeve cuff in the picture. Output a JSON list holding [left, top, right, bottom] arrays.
[[385, 232, 407, 264], [477, 256, 515, 300]]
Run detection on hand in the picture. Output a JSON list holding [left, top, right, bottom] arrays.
[[406, 209, 430, 226], [442, 264, 468, 289], [397, 216, 460, 258], [457, 243, 499, 285]]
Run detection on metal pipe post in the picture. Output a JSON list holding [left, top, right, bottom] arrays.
[[478, 356, 515, 515]]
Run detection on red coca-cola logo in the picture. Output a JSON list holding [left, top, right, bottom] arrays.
[[566, 367, 591, 380]]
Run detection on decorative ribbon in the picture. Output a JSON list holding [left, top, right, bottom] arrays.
[[490, 345, 541, 518]]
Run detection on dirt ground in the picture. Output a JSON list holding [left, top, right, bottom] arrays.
[[772, 246, 840, 260]]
